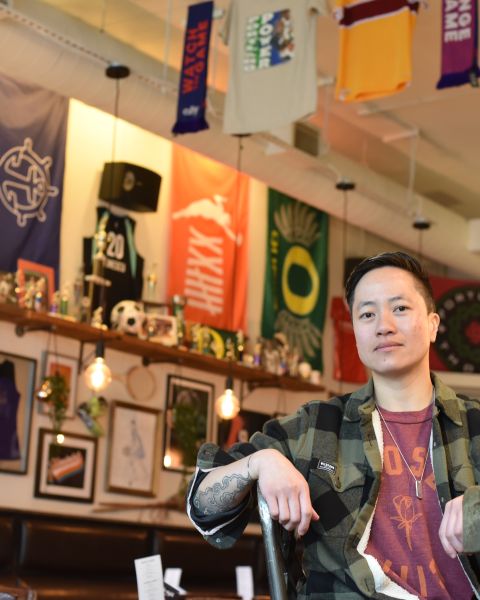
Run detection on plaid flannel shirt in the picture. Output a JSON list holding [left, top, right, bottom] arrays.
[[187, 373, 480, 599]]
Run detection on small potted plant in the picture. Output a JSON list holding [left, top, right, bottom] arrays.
[[36, 371, 69, 434]]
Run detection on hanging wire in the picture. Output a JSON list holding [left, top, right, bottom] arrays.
[[111, 78, 120, 166], [406, 131, 418, 214], [230, 135, 247, 330], [99, 0, 108, 33], [207, 11, 221, 117], [339, 189, 350, 395], [162, 0, 173, 86], [417, 228, 424, 261]]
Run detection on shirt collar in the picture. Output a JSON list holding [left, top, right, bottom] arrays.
[[431, 371, 463, 426], [343, 372, 463, 426]]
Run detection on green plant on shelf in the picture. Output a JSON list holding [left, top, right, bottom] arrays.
[[36, 372, 70, 434]]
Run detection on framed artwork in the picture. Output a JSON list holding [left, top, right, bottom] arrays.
[[39, 352, 78, 418], [0, 351, 36, 475], [217, 409, 271, 450], [106, 401, 161, 497], [163, 375, 214, 473], [34, 429, 97, 502], [17, 259, 55, 306], [146, 314, 178, 346]]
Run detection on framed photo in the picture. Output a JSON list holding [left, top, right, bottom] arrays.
[[39, 352, 78, 418], [163, 375, 214, 473], [0, 351, 36, 474], [146, 314, 178, 346], [34, 429, 97, 503], [107, 401, 161, 497], [217, 409, 270, 450], [17, 259, 55, 306], [0, 271, 16, 304]]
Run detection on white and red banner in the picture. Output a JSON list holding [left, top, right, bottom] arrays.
[[167, 145, 249, 331]]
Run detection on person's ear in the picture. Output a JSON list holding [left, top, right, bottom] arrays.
[[429, 312, 440, 343]]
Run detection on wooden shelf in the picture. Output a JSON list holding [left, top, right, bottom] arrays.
[[0, 304, 324, 393]]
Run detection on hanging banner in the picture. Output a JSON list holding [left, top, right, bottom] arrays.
[[167, 145, 249, 331], [261, 190, 328, 371], [172, 1, 213, 135], [330, 297, 367, 383], [430, 274, 480, 372], [437, 0, 479, 89], [0, 74, 68, 280]]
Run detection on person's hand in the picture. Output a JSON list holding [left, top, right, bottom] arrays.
[[250, 449, 319, 537], [439, 496, 464, 558]]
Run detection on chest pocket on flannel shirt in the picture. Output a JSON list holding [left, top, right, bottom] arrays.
[[308, 462, 368, 537]]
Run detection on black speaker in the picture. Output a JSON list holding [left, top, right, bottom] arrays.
[[99, 162, 161, 212]]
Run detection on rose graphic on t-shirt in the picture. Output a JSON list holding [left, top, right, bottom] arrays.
[[390, 495, 423, 550]]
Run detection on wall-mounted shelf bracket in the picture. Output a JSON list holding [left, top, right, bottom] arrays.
[[142, 356, 179, 367], [15, 323, 56, 337]]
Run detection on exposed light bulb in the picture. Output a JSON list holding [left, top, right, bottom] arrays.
[[36, 380, 52, 401], [215, 380, 240, 420], [163, 454, 172, 468], [84, 357, 112, 393], [56, 433, 65, 444]]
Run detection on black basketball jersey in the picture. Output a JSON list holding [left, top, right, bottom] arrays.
[[83, 207, 144, 325]]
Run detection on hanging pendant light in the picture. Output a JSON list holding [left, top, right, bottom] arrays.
[[36, 379, 53, 401], [215, 375, 240, 420], [84, 340, 112, 393]]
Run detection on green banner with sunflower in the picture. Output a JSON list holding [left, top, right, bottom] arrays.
[[261, 189, 329, 370]]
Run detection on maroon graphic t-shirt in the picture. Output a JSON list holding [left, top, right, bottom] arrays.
[[365, 404, 473, 599]]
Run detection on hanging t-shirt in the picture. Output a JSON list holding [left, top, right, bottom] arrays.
[[83, 207, 144, 326], [222, 0, 328, 135], [334, 0, 420, 102], [0, 360, 20, 461], [365, 405, 473, 599]]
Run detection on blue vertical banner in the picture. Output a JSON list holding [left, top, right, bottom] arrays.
[[172, 1, 213, 135], [0, 74, 68, 281]]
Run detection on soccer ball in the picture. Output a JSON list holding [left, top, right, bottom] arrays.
[[110, 300, 146, 336]]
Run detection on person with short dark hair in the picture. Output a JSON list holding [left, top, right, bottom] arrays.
[[187, 252, 480, 599]]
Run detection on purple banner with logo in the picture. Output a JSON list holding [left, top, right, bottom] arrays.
[[437, 0, 480, 88], [0, 74, 68, 282], [172, 1, 213, 135]]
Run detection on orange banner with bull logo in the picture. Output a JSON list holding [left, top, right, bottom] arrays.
[[167, 144, 249, 331]]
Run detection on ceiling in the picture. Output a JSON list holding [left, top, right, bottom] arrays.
[[40, 0, 480, 220], [1, 0, 480, 275]]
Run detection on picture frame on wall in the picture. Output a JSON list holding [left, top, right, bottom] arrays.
[[39, 352, 78, 419], [0, 351, 36, 475], [34, 429, 97, 503], [17, 259, 55, 306], [217, 409, 271, 451], [163, 375, 214, 473], [106, 401, 161, 497]]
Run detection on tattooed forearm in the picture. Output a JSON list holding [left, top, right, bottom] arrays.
[[194, 457, 254, 515]]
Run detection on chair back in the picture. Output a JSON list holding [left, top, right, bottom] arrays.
[[257, 484, 289, 600]]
